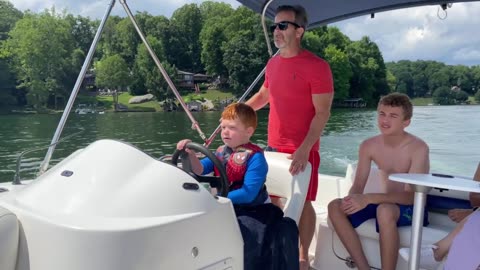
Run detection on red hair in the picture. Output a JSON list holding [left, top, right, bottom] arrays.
[[221, 103, 257, 129]]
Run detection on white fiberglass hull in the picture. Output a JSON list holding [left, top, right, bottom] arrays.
[[0, 140, 468, 270]]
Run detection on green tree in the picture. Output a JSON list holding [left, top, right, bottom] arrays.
[[200, 24, 228, 77], [0, 1, 23, 106], [451, 65, 474, 95], [321, 27, 350, 52], [347, 37, 388, 105], [170, 4, 203, 72], [471, 66, 480, 95], [428, 67, 451, 94], [475, 90, 480, 103], [0, 59, 17, 106], [198, 2, 234, 77], [386, 70, 397, 93], [114, 18, 140, 67], [454, 90, 469, 103], [94, 54, 130, 90], [0, 0, 23, 41], [134, 12, 168, 40], [2, 9, 75, 109], [222, 7, 268, 93], [133, 35, 176, 100], [433, 86, 454, 105], [65, 14, 97, 55], [98, 16, 123, 58], [323, 45, 351, 100], [302, 31, 323, 56]]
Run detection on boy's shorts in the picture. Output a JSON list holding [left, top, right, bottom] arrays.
[[348, 203, 429, 232], [265, 146, 320, 201]]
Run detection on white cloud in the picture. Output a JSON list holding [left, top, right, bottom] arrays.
[[334, 3, 480, 65], [7, 0, 480, 65]]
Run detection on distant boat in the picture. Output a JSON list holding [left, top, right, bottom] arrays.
[[75, 104, 96, 114]]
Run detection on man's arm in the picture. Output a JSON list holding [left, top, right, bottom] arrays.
[[289, 93, 333, 175], [245, 85, 269, 111], [469, 163, 480, 206], [300, 93, 333, 151], [365, 142, 430, 205]]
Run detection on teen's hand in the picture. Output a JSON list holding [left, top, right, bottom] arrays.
[[448, 208, 473, 223], [341, 194, 368, 215], [288, 146, 309, 175]]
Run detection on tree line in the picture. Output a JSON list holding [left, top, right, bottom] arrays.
[[1, 0, 479, 111], [386, 60, 480, 105]]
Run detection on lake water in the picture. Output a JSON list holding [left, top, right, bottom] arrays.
[[0, 106, 479, 183]]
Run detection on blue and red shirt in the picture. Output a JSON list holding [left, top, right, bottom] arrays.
[[201, 143, 268, 205]]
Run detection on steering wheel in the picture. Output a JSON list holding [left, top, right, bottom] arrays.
[[171, 142, 228, 197]]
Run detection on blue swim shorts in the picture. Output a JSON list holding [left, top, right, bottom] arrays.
[[348, 203, 429, 232]]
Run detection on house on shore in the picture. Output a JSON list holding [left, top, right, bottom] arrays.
[[334, 98, 367, 108], [177, 70, 212, 89]]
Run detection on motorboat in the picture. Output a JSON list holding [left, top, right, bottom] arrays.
[[0, 0, 475, 269]]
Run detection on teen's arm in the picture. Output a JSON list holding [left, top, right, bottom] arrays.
[[349, 140, 372, 195], [470, 163, 480, 206]]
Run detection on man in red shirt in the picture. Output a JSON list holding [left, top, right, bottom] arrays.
[[246, 5, 334, 270]]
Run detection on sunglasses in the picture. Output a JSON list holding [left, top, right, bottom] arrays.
[[269, 21, 301, 33]]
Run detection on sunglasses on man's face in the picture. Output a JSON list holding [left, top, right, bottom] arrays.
[[269, 21, 301, 33]]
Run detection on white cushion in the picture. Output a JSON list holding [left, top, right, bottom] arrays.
[[0, 206, 19, 270], [264, 152, 311, 224]]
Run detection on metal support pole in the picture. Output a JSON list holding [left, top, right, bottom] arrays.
[[119, 0, 207, 141], [408, 185, 432, 270], [205, 65, 265, 146], [38, 0, 116, 175], [261, 0, 275, 57]]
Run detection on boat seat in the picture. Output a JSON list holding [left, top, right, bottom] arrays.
[[0, 206, 19, 270], [342, 164, 469, 240], [264, 151, 311, 224], [311, 164, 468, 269]]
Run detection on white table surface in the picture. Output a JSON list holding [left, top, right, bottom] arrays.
[[390, 173, 480, 193], [390, 173, 480, 270]]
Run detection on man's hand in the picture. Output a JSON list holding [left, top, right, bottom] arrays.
[[448, 208, 473, 223], [341, 194, 368, 215], [288, 146, 309, 175]]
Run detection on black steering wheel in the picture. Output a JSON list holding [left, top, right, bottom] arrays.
[[171, 142, 228, 197]]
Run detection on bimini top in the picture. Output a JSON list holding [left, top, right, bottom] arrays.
[[237, 0, 478, 29]]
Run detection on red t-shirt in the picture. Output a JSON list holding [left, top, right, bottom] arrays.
[[263, 50, 333, 152]]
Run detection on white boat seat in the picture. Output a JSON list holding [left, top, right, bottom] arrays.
[[264, 151, 311, 224], [312, 164, 465, 269], [0, 206, 19, 270]]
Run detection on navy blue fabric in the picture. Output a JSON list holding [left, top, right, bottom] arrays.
[[348, 203, 429, 232], [235, 203, 299, 270], [426, 194, 471, 211]]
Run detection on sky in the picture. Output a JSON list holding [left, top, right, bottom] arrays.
[[7, 0, 480, 66]]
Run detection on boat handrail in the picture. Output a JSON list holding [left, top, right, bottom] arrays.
[[38, 0, 208, 176], [204, 1, 278, 147], [15, 130, 84, 185], [118, 0, 207, 142], [38, 0, 116, 176], [261, 0, 275, 57]]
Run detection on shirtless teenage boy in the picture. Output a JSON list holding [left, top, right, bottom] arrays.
[[328, 92, 430, 270]]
